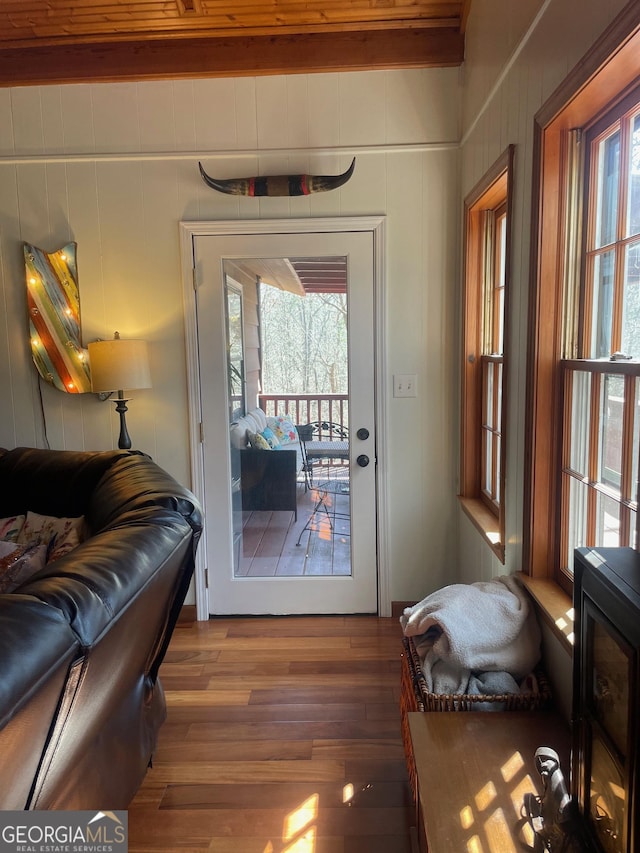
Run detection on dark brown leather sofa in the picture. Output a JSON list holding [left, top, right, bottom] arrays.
[[0, 447, 202, 810]]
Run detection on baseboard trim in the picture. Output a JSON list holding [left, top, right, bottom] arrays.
[[391, 600, 416, 619], [178, 604, 197, 624], [181, 603, 411, 622]]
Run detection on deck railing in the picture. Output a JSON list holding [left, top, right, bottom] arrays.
[[259, 393, 349, 432]]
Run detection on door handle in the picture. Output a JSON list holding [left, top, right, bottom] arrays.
[[356, 454, 370, 467], [356, 428, 370, 440]]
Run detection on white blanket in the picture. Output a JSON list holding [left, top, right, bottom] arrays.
[[400, 575, 541, 695]]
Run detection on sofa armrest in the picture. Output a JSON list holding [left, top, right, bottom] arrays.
[[0, 595, 80, 809], [17, 508, 193, 647], [88, 453, 202, 536], [17, 510, 196, 809]]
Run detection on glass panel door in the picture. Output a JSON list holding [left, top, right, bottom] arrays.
[[195, 226, 378, 615]]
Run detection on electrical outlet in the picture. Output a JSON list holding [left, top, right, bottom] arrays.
[[393, 374, 417, 398]]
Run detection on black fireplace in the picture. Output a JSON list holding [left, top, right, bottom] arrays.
[[572, 547, 640, 853]]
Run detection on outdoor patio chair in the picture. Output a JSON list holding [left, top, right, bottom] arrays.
[[296, 471, 350, 546], [297, 421, 349, 489]]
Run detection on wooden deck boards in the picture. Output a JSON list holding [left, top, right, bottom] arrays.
[[238, 477, 351, 578]]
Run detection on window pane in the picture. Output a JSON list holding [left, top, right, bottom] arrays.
[[496, 213, 506, 353], [495, 435, 501, 502], [590, 250, 615, 357], [483, 429, 492, 494], [634, 379, 640, 501], [631, 510, 637, 549], [621, 240, 640, 357], [626, 111, 640, 238], [595, 129, 620, 249], [484, 362, 494, 428], [570, 370, 591, 475], [497, 286, 505, 354], [496, 361, 503, 431], [596, 492, 621, 547], [566, 475, 588, 574], [598, 374, 624, 494]]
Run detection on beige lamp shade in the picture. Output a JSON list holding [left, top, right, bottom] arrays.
[[88, 338, 151, 393]]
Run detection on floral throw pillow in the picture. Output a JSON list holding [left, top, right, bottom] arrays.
[[17, 511, 85, 564], [267, 416, 298, 446], [260, 427, 280, 449], [0, 541, 47, 593], [0, 540, 21, 567], [0, 515, 26, 542]]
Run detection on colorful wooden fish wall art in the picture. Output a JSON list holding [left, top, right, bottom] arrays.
[[24, 241, 92, 394], [198, 157, 356, 197]]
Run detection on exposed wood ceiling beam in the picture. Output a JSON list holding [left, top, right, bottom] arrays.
[[0, 1, 470, 87], [0, 27, 464, 87], [2, 17, 463, 48]]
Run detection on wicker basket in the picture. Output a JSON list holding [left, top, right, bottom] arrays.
[[400, 635, 552, 803]]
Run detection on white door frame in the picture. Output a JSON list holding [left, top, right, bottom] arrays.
[[179, 216, 390, 620]]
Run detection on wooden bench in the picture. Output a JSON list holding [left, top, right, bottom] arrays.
[[407, 710, 573, 852]]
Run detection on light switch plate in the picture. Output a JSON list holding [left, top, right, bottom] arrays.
[[393, 374, 417, 398]]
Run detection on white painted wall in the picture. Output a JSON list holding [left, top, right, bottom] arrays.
[[0, 68, 460, 607], [461, 0, 546, 135], [458, 0, 631, 586]]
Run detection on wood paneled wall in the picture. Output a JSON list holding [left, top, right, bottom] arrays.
[[0, 68, 459, 606], [1, 0, 623, 614]]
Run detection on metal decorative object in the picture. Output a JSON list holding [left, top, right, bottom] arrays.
[[198, 157, 355, 196], [24, 241, 91, 394], [523, 747, 581, 852]]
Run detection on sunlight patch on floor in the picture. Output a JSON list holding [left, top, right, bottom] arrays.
[[263, 794, 319, 853]]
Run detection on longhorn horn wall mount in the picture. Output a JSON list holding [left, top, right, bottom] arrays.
[[198, 157, 355, 197]]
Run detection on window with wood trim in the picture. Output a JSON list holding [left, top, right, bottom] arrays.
[[525, 6, 640, 593], [460, 147, 514, 561], [482, 203, 507, 512], [561, 95, 640, 577]]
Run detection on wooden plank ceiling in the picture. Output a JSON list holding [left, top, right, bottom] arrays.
[[0, 0, 471, 87]]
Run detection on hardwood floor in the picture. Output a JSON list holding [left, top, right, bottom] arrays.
[[129, 615, 414, 853]]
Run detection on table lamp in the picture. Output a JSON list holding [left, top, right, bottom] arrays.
[[88, 332, 151, 449]]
